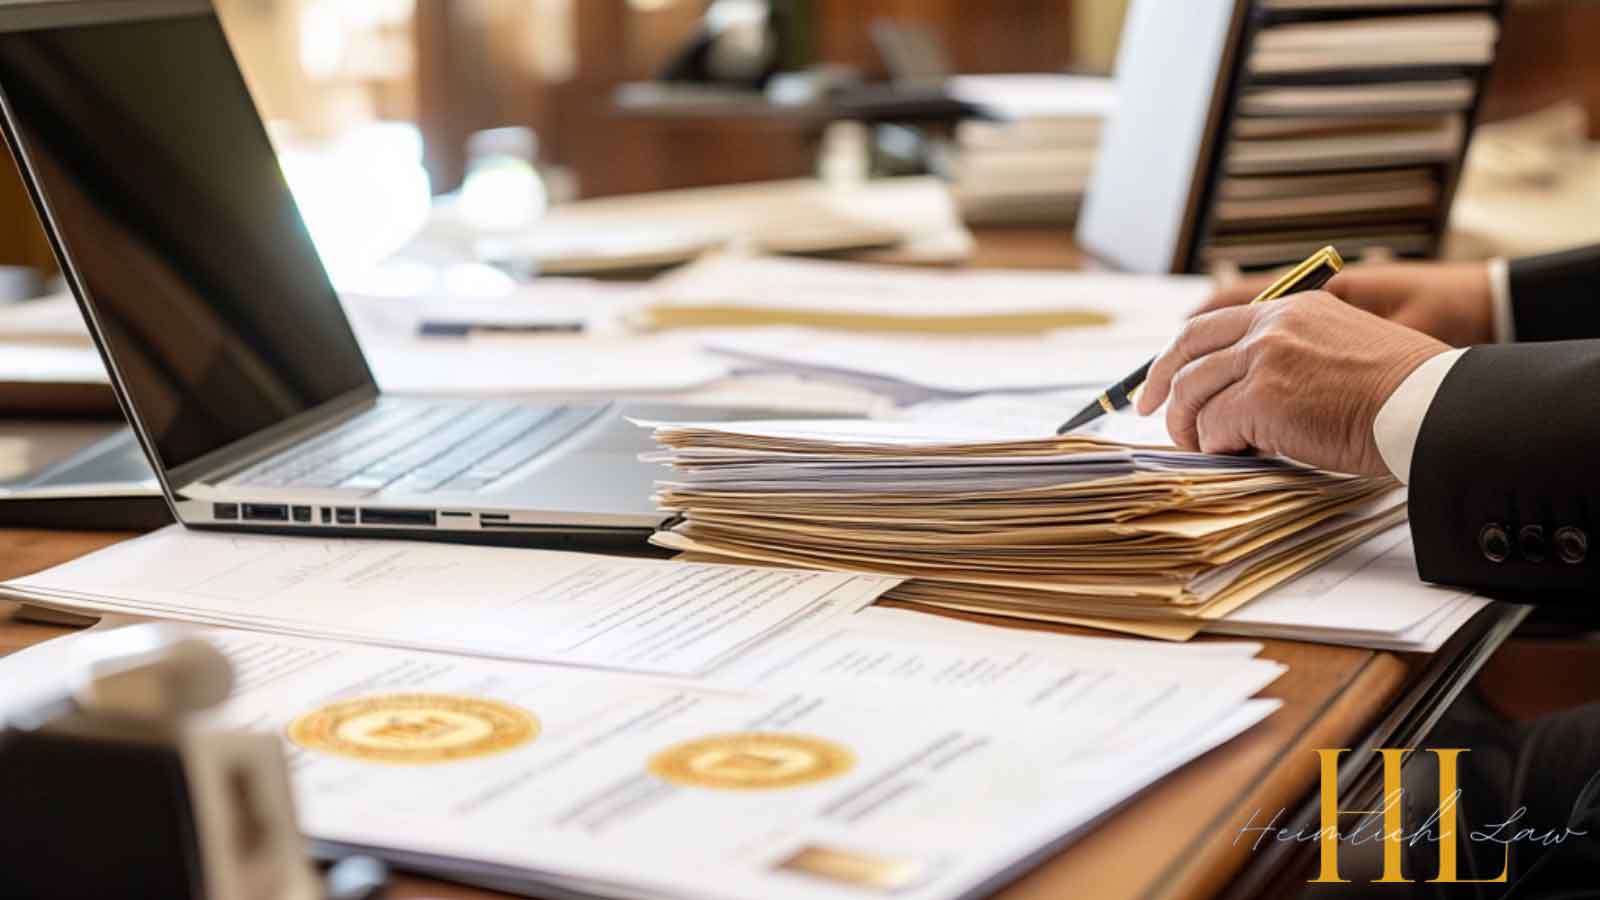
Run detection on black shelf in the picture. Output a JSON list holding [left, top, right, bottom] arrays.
[[1178, 0, 1507, 272]]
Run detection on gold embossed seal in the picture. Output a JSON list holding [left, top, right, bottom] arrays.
[[648, 732, 854, 790], [287, 693, 538, 764]]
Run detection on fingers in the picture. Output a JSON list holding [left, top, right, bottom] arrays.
[[1323, 267, 1414, 317], [1193, 381, 1254, 455], [1164, 348, 1247, 451], [1137, 305, 1258, 415], [1191, 275, 1276, 315]]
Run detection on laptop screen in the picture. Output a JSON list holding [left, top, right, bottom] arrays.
[[0, 8, 375, 474]]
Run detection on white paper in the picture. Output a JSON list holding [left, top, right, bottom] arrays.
[[470, 176, 974, 266], [945, 74, 1117, 122], [1209, 526, 1490, 651], [704, 327, 1168, 398], [365, 335, 729, 396], [0, 343, 108, 384], [340, 279, 650, 339], [0, 292, 93, 345], [1, 527, 900, 677], [0, 623, 1280, 900], [652, 254, 1211, 321], [717, 612, 1285, 762]]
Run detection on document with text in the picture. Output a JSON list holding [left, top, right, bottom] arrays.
[[0, 527, 900, 676], [0, 624, 1280, 900]]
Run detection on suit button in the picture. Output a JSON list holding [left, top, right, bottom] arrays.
[[1479, 523, 1511, 563], [1518, 525, 1546, 563], [1555, 526, 1589, 565]]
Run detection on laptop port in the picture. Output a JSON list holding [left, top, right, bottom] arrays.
[[335, 507, 357, 524], [242, 503, 288, 522], [292, 505, 312, 523], [212, 502, 239, 520], [320, 507, 332, 524], [360, 508, 436, 527]]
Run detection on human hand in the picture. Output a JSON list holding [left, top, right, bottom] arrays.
[[1195, 261, 1495, 347], [1137, 291, 1451, 476]]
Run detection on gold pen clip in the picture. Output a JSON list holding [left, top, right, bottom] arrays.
[[1249, 245, 1344, 306]]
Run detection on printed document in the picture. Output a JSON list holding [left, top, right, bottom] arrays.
[[0, 527, 900, 677], [0, 624, 1280, 900]]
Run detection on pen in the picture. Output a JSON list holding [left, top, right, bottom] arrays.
[[1055, 245, 1345, 434], [418, 320, 584, 337]]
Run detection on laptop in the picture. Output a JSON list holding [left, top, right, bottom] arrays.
[[0, 0, 687, 545]]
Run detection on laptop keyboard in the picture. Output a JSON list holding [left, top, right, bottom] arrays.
[[230, 400, 589, 495]]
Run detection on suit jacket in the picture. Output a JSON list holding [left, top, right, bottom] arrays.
[[1410, 245, 1600, 596]]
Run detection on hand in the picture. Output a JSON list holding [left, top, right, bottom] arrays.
[[1196, 261, 1496, 347], [1137, 291, 1451, 476]]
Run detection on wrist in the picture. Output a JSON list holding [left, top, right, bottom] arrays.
[[1371, 347, 1469, 482], [1362, 339, 1452, 476], [1458, 261, 1497, 345]]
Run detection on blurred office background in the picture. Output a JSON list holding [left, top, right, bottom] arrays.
[[0, 0, 1598, 279]]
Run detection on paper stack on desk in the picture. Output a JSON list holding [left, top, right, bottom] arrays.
[[676, 260, 1210, 404], [937, 74, 1116, 224], [0, 606, 1284, 900], [642, 415, 1414, 642]]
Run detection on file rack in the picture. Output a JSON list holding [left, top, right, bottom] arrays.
[[1078, 0, 1507, 274]]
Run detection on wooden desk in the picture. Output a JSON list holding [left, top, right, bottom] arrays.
[[0, 228, 1520, 899], [0, 540, 1514, 900]]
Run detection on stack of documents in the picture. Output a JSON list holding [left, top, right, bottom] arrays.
[[646, 255, 1212, 404], [2, 532, 1288, 899], [641, 415, 1419, 643], [874, 393, 1491, 651], [936, 75, 1116, 224]]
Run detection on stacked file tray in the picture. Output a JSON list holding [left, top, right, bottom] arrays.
[[1197, 1, 1505, 271], [1076, 0, 1504, 274]]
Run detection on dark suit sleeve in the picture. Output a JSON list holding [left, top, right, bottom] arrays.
[[1408, 343, 1600, 596], [1510, 245, 1600, 341]]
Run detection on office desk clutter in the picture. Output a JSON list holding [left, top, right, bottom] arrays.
[[447, 176, 976, 275], [642, 414, 1481, 651], [935, 74, 1115, 224], [0, 623, 355, 900], [0, 610, 1282, 900], [635, 253, 1202, 333], [1080, 1, 1504, 273], [0, 0, 1565, 894]]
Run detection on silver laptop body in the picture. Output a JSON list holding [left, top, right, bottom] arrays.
[[0, 0, 673, 543]]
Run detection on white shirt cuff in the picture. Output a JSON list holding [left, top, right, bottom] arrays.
[[1372, 347, 1468, 483], [1488, 257, 1514, 343]]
